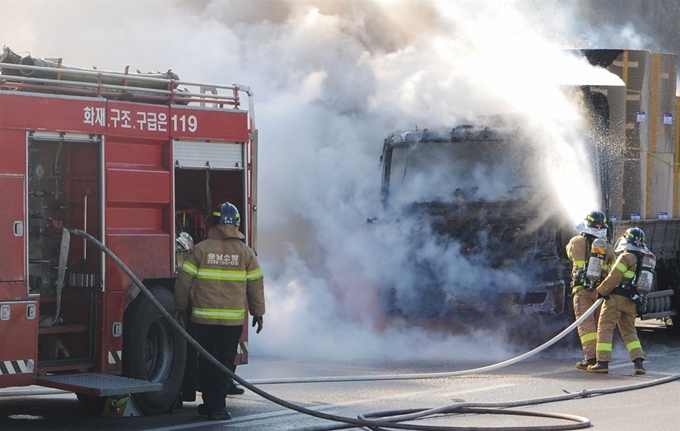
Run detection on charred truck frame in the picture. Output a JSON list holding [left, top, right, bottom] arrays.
[[0, 47, 258, 415], [379, 49, 680, 330], [379, 125, 568, 320]]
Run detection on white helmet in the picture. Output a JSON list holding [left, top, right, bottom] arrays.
[[176, 232, 194, 252]]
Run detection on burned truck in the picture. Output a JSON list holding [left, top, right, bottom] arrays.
[[378, 49, 680, 330], [378, 125, 571, 321]]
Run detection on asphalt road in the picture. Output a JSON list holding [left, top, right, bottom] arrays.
[[1, 321, 679, 431]]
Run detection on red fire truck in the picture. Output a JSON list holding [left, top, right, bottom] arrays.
[[0, 47, 258, 415]]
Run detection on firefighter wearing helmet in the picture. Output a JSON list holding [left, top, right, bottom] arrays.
[[566, 210, 615, 370], [587, 227, 653, 375], [174, 202, 265, 420]]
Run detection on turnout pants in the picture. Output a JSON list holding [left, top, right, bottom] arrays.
[[573, 287, 600, 360], [595, 294, 644, 362], [196, 323, 243, 412]]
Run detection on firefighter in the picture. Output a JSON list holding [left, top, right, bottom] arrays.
[[587, 227, 649, 375], [174, 202, 265, 421], [566, 210, 615, 370]]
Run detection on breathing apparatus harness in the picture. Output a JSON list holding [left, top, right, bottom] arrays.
[[610, 247, 657, 315], [575, 233, 607, 291]]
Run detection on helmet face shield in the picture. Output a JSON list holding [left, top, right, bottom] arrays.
[[615, 227, 647, 253], [573, 221, 607, 239]]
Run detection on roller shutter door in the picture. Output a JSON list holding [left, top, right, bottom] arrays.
[[173, 140, 243, 170]]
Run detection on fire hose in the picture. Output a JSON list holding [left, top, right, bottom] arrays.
[[67, 229, 680, 431]]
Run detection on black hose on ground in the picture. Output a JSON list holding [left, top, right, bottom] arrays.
[[294, 373, 680, 431], [69, 229, 680, 431], [352, 373, 680, 431]]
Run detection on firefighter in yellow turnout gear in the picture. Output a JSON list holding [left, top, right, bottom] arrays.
[[587, 227, 653, 375], [566, 211, 615, 370], [174, 202, 265, 420]]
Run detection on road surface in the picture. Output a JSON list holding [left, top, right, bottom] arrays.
[[1, 322, 679, 430]]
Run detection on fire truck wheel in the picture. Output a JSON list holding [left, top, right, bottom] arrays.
[[76, 393, 106, 416], [123, 286, 187, 415]]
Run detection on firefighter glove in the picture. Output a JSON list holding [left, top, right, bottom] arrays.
[[597, 292, 610, 300], [252, 316, 263, 334]]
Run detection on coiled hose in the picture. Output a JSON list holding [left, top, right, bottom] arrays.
[[69, 229, 680, 431]]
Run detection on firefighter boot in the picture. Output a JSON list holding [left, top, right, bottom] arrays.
[[575, 358, 596, 370], [228, 382, 245, 395], [633, 358, 646, 375], [587, 361, 609, 373], [197, 404, 210, 416], [208, 408, 232, 421]]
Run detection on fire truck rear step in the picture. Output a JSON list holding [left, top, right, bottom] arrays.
[[36, 373, 162, 397]]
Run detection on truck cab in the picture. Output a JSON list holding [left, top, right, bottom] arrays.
[[378, 125, 569, 320], [377, 48, 680, 332]]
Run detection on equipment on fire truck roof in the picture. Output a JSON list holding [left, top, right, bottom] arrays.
[[0, 45, 245, 107], [1, 45, 178, 87]]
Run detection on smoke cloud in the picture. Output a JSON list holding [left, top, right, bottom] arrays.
[[1, 0, 661, 361]]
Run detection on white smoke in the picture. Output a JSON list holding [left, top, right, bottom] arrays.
[[1, 0, 633, 361]]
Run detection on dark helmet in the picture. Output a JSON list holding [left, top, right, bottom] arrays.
[[624, 227, 645, 247], [585, 210, 607, 229], [214, 202, 240, 226]]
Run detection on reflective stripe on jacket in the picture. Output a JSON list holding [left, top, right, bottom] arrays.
[[174, 224, 265, 326]]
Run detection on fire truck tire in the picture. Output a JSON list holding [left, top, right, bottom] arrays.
[[76, 393, 106, 416], [123, 286, 187, 415]]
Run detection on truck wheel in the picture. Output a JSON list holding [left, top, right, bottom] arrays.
[[123, 287, 186, 415]]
